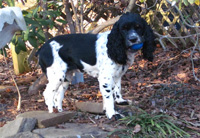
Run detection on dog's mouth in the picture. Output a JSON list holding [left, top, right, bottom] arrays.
[[127, 42, 143, 52]]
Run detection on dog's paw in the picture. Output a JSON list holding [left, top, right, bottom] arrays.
[[58, 108, 63, 112], [113, 114, 123, 120], [48, 106, 54, 113], [106, 110, 125, 120], [116, 99, 132, 105]]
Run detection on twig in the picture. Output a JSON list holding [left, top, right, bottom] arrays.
[[191, 33, 200, 82], [154, 32, 200, 39], [64, 0, 76, 33], [80, 0, 84, 33], [166, 0, 200, 28], [3, 50, 21, 111], [70, 0, 81, 33], [125, 0, 136, 12], [90, 0, 136, 34], [89, 117, 97, 125]]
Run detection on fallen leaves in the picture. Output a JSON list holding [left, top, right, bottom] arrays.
[[133, 124, 141, 134]]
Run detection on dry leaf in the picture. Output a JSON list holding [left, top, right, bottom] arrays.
[[133, 124, 141, 134]]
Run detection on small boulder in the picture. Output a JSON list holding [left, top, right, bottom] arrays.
[[0, 117, 37, 138], [75, 102, 104, 114], [6, 131, 43, 138], [33, 123, 108, 138], [17, 111, 76, 128]]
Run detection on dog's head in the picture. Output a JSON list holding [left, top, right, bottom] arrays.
[[107, 12, 156, 65]]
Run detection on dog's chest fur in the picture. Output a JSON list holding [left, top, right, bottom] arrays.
[[80, 31, 135, 79]]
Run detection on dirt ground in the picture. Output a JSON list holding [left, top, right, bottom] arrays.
[[0, 44, 200, 136]]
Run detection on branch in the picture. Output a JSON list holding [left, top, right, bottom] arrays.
[[191, 33, 200, 82], [80, 0, 84, 33], [166, 0, 200, 28], [3, 50, 21, 111], [125, 0, 136, 12], [70, 0, 81, 33], [28, 73, 48, 95], [64, 0, 76, 33], [90, 0, 136, 34], [90, 16, 120, 34]]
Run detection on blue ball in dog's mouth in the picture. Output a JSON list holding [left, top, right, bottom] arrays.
[[130, 43, 143, 50]]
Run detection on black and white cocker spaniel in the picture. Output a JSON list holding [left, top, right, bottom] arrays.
[[36, 12, 155, 119]]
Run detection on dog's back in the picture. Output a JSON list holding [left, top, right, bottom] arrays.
[[36, 33, 98, 73]]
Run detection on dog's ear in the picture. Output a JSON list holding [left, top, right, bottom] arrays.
[[142, 22, 156, 62], [107, 21, 127, 65]]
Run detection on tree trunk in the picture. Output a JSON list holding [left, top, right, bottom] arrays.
[[64, 0, 76, 33]]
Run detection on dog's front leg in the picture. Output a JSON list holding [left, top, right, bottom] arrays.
[[113, 78, 131, 105], [98, 76, 119, 119]]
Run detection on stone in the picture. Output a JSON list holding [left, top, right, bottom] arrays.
[[6, 131, 43, 138], [16, 111, 76, 128], [0, 117, 37, 138], [75, 102, 104, 114], [33, 123, 108, 138]]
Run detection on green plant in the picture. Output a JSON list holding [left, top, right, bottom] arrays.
[[173, 0, 199, 9], [11, 1, 66, 54], [109, 109, 190, 138]]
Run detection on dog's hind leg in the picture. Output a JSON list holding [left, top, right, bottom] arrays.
[[43, 66, 67, 113], [53, 71, 73, 112]]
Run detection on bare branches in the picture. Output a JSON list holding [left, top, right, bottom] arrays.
[[70, 0, 81, 33], [64, 0, 76, 33], [125, 0, 136, 12], [152, 0, 200, 82], [80, 0, 84, 33], [3, 50, 21, 111], [90, 0, 136, 34], [90, 16, 120, 34], [191, 33, 200, 82]]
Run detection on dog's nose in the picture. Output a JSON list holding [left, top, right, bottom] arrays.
[[129, 37, 138, 43]]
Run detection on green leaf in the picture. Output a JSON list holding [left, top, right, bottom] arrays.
[[0, 48, 7, 56], [24, 17, 38, 25], [35, 18, 50, 26], [150, 119, 155, 126], [28, 36, 38, 48], [56, 19, 67, 24], [26, 12, 33, 18], [32, 6, 39, 18], [183, 0, 189, 6], [179, 1, 182, 9], [139, 0, 145, 3], [155, 123, 167, 135], [23, 28, 30, 41], [15, 46, 21, 54], [164, 123, 172, 135], [11, 35, 17, 44], [7, 0, 15, 6], [37, 29, 45, 42], [188, 0, 195, 4], [17, 38, 27, 52]]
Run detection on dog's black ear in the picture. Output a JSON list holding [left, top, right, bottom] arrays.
[[142, 22, 156, 62], [107, 21, 127, 65]]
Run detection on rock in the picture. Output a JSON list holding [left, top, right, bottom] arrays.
[[17, 111, 76, 128], [0, 117, 37, 138], [33, 123, 108, 138], [75, 102, 104, 114], [6, 131, 43, 138]]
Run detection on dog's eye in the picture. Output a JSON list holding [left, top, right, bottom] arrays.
[[122, 25, 129, 30], [135, 24, 141, 30]]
